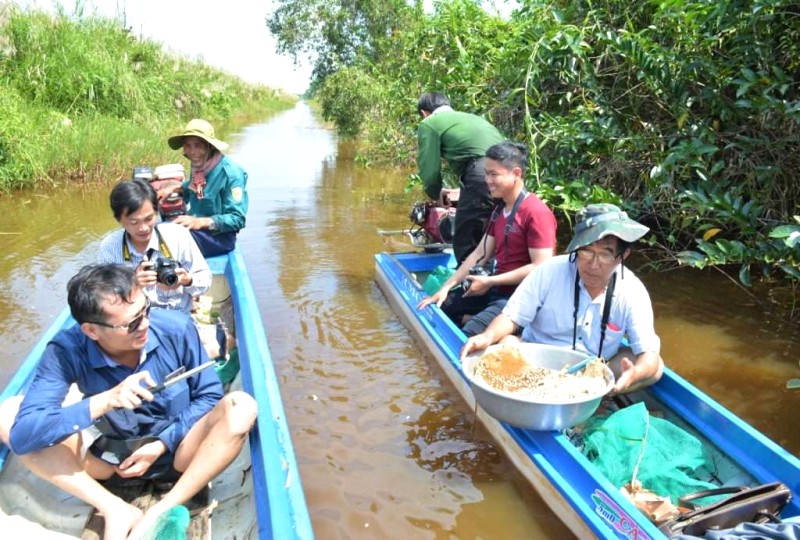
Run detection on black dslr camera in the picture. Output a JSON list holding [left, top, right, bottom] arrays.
[[146, 249, 181, 286], [461, 265, 491, 291]]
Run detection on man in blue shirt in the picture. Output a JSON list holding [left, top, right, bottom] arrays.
[[0, 264, 257, 539]]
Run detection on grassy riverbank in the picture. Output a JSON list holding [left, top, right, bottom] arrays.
[[0, 5, 296, 192]]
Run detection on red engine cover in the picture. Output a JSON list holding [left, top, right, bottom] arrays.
[[425, 205, 456, 244]]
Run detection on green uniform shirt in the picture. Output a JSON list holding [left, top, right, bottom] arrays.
[[181, 155, 248, 233], [417, 109, 504, 199]]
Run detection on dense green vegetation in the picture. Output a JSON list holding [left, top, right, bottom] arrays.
[[269, 0, 800, 311], [0, 5, 295, 192]]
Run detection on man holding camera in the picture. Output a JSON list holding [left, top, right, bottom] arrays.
[[98, 179, 211, 314], [417, 141, 557, 336]]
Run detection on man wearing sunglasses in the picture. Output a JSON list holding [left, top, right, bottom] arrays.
[[0, 264, 257, 539], [461, 204, 664, 394]]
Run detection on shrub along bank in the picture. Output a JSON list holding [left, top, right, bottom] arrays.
[[0, 5, 295, 192]]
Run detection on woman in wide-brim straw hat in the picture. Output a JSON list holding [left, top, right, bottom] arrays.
[[461, 203, 664, 395], [161, 119, 249, 257]]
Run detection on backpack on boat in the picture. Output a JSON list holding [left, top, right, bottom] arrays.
[[151, 164, 186, 220], [133, 164, 186, 221]]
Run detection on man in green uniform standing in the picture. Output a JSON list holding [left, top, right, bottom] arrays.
[[416, 92, 505, 264]]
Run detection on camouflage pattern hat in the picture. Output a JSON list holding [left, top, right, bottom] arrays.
[[566, 203, 649, 253]]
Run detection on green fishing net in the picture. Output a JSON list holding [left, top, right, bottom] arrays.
[[422, 265, 456, 295], [140, 505, 190, 540], [580, 402, 719, 504], [214, 347, 240, 385]]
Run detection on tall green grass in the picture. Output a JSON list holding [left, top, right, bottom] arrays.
[[0, 5, 296, 192]]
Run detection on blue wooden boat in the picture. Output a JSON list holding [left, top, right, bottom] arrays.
[[375, 250, 800, 539], [0, 248, 314, 539]]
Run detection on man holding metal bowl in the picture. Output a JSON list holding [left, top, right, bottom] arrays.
[[461, 203, 664, 395]]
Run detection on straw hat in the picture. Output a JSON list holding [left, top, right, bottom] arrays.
[[566, 203, 649, 253], [168, 119, 229, 152]]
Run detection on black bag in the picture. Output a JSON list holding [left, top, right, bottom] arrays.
[[659, 482, 792, 537], [90, 410, 163, 465]]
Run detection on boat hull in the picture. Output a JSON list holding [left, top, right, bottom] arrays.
[[375, 250, 800, 540]]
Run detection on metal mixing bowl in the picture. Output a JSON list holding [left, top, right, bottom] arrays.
[[462, 343, 615, 431]]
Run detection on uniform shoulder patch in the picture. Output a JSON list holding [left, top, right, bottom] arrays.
[[231, 187, 243, 202]]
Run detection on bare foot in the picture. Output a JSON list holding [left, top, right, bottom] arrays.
[[126, 503, 168, 540], [102, 501, 143, 540]]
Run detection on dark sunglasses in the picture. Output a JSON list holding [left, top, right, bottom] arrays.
[[86, 298, 151, 334]]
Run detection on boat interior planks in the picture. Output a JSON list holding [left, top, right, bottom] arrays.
[[375, 250, 800, 540]]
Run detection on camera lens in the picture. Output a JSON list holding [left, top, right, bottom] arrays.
[[155, 258, 179, 286], [161, 270, 179, 286]]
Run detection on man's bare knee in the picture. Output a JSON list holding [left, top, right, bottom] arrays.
[[0, 396, 23, 446], [173, 392, 257, 471], [220, 391, 257, 435]]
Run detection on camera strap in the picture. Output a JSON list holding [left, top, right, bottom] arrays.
[[481, 189, 528, 265], [572, 269, 617, 359], [122, 225, 174, 262]]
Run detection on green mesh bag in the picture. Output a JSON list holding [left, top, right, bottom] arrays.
[[422, 265, 456, 295], [581, 402, 719, 504], [214, 347, 240, 385], [140, 505, 190, 540]]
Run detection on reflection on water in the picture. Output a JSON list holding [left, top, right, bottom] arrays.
[[647, 269, 800, 452], [0, 102, 797, 538], [0, 186, 118, 385]]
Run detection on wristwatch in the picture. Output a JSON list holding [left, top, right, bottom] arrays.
[[208, 218, 218, 231]]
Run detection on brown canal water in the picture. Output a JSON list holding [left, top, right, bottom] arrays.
[[0, 102, 798, 539]]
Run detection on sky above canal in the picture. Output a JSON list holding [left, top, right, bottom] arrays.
[[15, 0, 313, 95], [15, 0, 519, 96]]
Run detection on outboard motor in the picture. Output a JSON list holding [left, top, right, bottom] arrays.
[[409, 202, 456, 245], [151, 163, 186, 220]]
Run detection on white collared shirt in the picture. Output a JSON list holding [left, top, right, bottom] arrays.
[[97, 222, 211, 313], [503, 255, 660, 358]]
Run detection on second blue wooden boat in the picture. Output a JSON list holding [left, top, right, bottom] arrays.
[[375, 250, 800, 540]]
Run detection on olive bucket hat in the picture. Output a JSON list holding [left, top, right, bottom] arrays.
[[168, 119, 229, 152], [566, 203, 650, 253]]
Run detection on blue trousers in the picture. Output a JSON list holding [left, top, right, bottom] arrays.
[[190, 229, 237, 257]]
